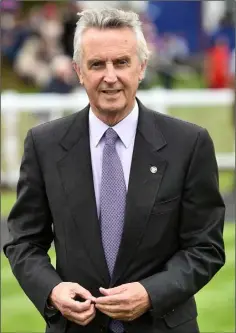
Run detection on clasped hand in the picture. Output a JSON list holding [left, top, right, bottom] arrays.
[[95, 282, 151, 321], [49, 282, 150, 326]]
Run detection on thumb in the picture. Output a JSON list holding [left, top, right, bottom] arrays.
[[99, 287, 110, 296], [99, 285, 126, 296], [73, 283, 96, 302]]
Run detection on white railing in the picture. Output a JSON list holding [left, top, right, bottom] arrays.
[[1, 88, 235, 187]]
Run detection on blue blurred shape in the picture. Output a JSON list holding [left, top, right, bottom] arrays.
[[147, 1, 203, 54]]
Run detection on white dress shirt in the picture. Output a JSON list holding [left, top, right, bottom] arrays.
[[89, 101, 139, 217]]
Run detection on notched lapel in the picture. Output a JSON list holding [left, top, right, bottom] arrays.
[[112, 104, 167, 285], [57, 109, 110, 285]]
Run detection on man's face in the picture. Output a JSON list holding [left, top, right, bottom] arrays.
[[74, 27, 146, 116]]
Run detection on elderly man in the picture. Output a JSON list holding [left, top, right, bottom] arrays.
[[4, 8, 225, 333]]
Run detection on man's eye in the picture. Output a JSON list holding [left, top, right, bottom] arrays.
[[117, 60, 128, 66], [91, 62, 103, 68]]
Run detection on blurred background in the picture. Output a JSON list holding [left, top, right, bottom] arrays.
[[1, 1, 235, 332]]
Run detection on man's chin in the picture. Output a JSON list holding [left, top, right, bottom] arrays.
[[98, 101, 126, 114]]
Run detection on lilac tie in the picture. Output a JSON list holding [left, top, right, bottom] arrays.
[[100, 128, 126, 333]]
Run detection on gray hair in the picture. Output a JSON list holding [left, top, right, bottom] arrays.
[[73, 8, 151, 65]]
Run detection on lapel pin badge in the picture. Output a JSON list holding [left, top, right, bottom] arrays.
[[150, 166, 158, 174]]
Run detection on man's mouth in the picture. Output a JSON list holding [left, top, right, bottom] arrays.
[[101, 89, 122, 95]]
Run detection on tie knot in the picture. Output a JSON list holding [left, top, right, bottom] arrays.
[[104, 128, 119, 145]]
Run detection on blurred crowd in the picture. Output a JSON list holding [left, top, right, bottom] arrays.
[[1, 1, 79, 93], [1, 0, 235, 92]]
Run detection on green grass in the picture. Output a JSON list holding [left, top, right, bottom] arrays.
[[219, 171, 235, 194], [1, 191, 16, 218], [1, 248, 56, 332], [1, 224, 234, 332], [195, 223, 235, 332], [169, 106, 234, 153]]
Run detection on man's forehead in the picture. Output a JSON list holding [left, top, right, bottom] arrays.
[[81, 26, 136, 45], [83, 26, 134, 35], [86, 54, 132, 63], [80, 29, 137, 61]]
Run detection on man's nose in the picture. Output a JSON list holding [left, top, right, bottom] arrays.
[[103, 63, 118, 84]]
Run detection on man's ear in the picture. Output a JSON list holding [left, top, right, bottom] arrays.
[[73, 62, 84, 85], [138, 60, 147, 82]]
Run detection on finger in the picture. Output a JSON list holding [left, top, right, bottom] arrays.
[[95, 303, 122, 313], [73, 283, 96, 302], [99, 285, 126, 296], [69, 311, 96, 326], [78, 310, 96, 326], [95, 294, 124, 305], [75, 312, 96, 327], [67, 304, 96, 325], [95, 307, 125, 320], [66, 299, 92, 313], [99, 287, 109, 296]]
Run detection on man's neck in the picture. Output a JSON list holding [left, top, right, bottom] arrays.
[[91, 102, 135, 126]]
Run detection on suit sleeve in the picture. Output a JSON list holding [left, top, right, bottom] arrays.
[[3, 129, 63, 321], [140, 128, 225, 318]]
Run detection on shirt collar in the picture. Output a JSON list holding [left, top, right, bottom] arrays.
[[89, 101, 139, 148]]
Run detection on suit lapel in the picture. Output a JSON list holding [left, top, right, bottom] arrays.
[[57, 107, 110, 285], [111, 101, 167, 285]]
